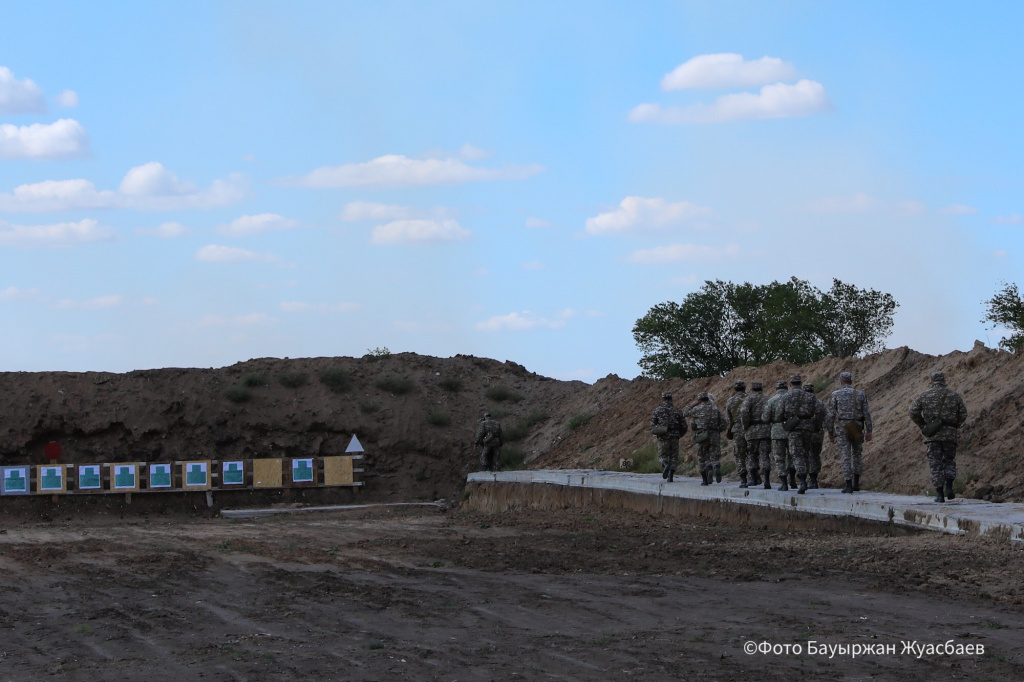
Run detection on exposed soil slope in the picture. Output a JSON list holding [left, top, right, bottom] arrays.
[[0, 341, 1021, 503]]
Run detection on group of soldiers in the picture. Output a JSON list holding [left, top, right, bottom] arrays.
[[652, 370, 968, 501]]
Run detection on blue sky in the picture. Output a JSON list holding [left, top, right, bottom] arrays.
[[0, 1, 1021, 380]]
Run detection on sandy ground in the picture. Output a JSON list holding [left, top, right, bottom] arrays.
[[1, 504, 1023, 681]]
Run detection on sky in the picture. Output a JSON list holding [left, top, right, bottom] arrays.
[[0, 1, 1022, 381]]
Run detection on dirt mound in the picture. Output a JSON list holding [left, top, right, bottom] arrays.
[[536, 342, 1024, 501], [1, 342, 1022, 503]]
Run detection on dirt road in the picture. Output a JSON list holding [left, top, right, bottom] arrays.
[[1, 504, 1022, 680]]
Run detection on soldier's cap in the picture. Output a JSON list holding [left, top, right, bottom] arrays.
[[775, 380, 788, 389], [804, 382, 816, 392], [930, 371, 946, 384], [483, 412, 491, 418], [661, 391, 673, 400], [733, 380, 746, 390], [839, 371, 853, 383], [697, 391, 709, 401], [789, 374, 802, 385], [751, 381, 763, 391]]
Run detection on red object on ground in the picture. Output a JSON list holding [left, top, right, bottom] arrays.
[[44, 441, 62, 461]]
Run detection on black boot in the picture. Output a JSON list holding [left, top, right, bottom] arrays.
[[797, 473, 807, 494], [700, 470, 709, 486], [808, 473, 819, 489], [714, 464, 722, 483], [750, 469, 762, 486], [853, 474, 861, 492], [945, 479, 955, 500], [778, 475, 789, 492], [668, 468, 675, 483], [762, 470, 771, 489], [934, 486, 945, 503], [739, 474, 748, 489], [662, 463, 670, 480], [841, 479, 853, 494], [788, 469, 797, 489]]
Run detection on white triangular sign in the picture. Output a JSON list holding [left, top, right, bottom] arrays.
[[345, 434, 364, 453]]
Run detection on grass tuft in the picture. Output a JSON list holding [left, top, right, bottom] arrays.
[[376, 375, 415, 395], [568, 412, 594, 430], [439, 377, 463, 393], [486, 385, 523, 403], [319, 367, 352, 393], [225, 386, 251, 403], [278, 372, 308, 388]]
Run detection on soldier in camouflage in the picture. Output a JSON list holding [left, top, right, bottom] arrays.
[[910, 371, 968, 503], [762, 380, 792, 490], [474, 412, 504, 471], [725, 380, 750, 488], [740, 382, 770, 488], [803, 381, 827, 489], [826, 371, 873, 493], [777, 375, 820, 494], [684, 392, 728, 485], [651, 391, 687, 482]]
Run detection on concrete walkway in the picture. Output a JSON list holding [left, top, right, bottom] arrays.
[[467, 470, 1024, 544]]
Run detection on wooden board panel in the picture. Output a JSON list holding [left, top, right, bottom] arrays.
[[252, 459, 282, 488], [110, 463, 141, 491], [36, 465, 67, 494], [323, 456, 354, 486], [181, 460, 212, 490]]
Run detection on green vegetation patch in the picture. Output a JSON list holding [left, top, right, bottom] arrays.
[[499, 445, 526, 470], [278, 372, 308, 388], [625, 443, 661, 474], [376, 375, 415, 395], [225, 386, 251, 403], [439, 377, 463, 393], [241, 372, 267, 387], [319, 367, 352, 393], [568, 412, 595, 430], [485, 385, 523, 403]]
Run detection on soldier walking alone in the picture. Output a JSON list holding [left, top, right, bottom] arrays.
[[740, 382, 770, 488], [651, 391, 687, 482], [825, 371, 873, 493], [725, 380, 751, 488], [474, 412, 504, 472], [684, 392, 728, 485], [910, 371, 968, 503]]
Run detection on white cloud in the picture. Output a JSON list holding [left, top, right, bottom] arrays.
[[339, 201, 455, 222], [53, 295, 123, 310], [992, 214, 1022, 225], [0, 162, 246, 212], [525, 216, 551, 228], [55, 90, 79, 108], [520, 260, 545, 270], [630, 80, 831, 125], [0, 286, 42, 302], [200, 313, 275, 326], [0, 67, 46, 114], [216, 213, 298, 237], [626, 242, 740, 265], [0, 119, 90, 160], [136, 221, 188, 238], [661, 53, 797, 90], [0, 218, 114, 248], [280, 301, 360, 313], [195, 244, 276, 264], [585, 196, 714, 235], [475, 311, 566, 331], [281, 153, 543, 188], [940, 204, 977, 215], [370, 219, 470, 245]]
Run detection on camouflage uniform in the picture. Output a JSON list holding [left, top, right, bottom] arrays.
[[762, 382, 791, 488], [825, 372, 873, 489], [651, 394, 687, 477], [910, 371, 968, 499], [684, 395, 728, 482], [804, 383, 827, 486], [777, 375, 819, 492], [724, 382, 750, 483], [740, 383, 771, 485], [474, 415, 504, 471]]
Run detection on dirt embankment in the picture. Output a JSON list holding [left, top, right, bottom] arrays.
[[1, 341, 1022, 503]]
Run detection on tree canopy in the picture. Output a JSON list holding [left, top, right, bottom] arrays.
[[982, 282, 1024, 351], [633, 278, 898, 379]]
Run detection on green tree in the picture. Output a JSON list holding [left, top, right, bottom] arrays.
[[633, 278, 899, 379], [983, 282, 1024, 351]]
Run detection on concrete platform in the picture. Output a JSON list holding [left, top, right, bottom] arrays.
[[467, 470, 1024, 544]]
